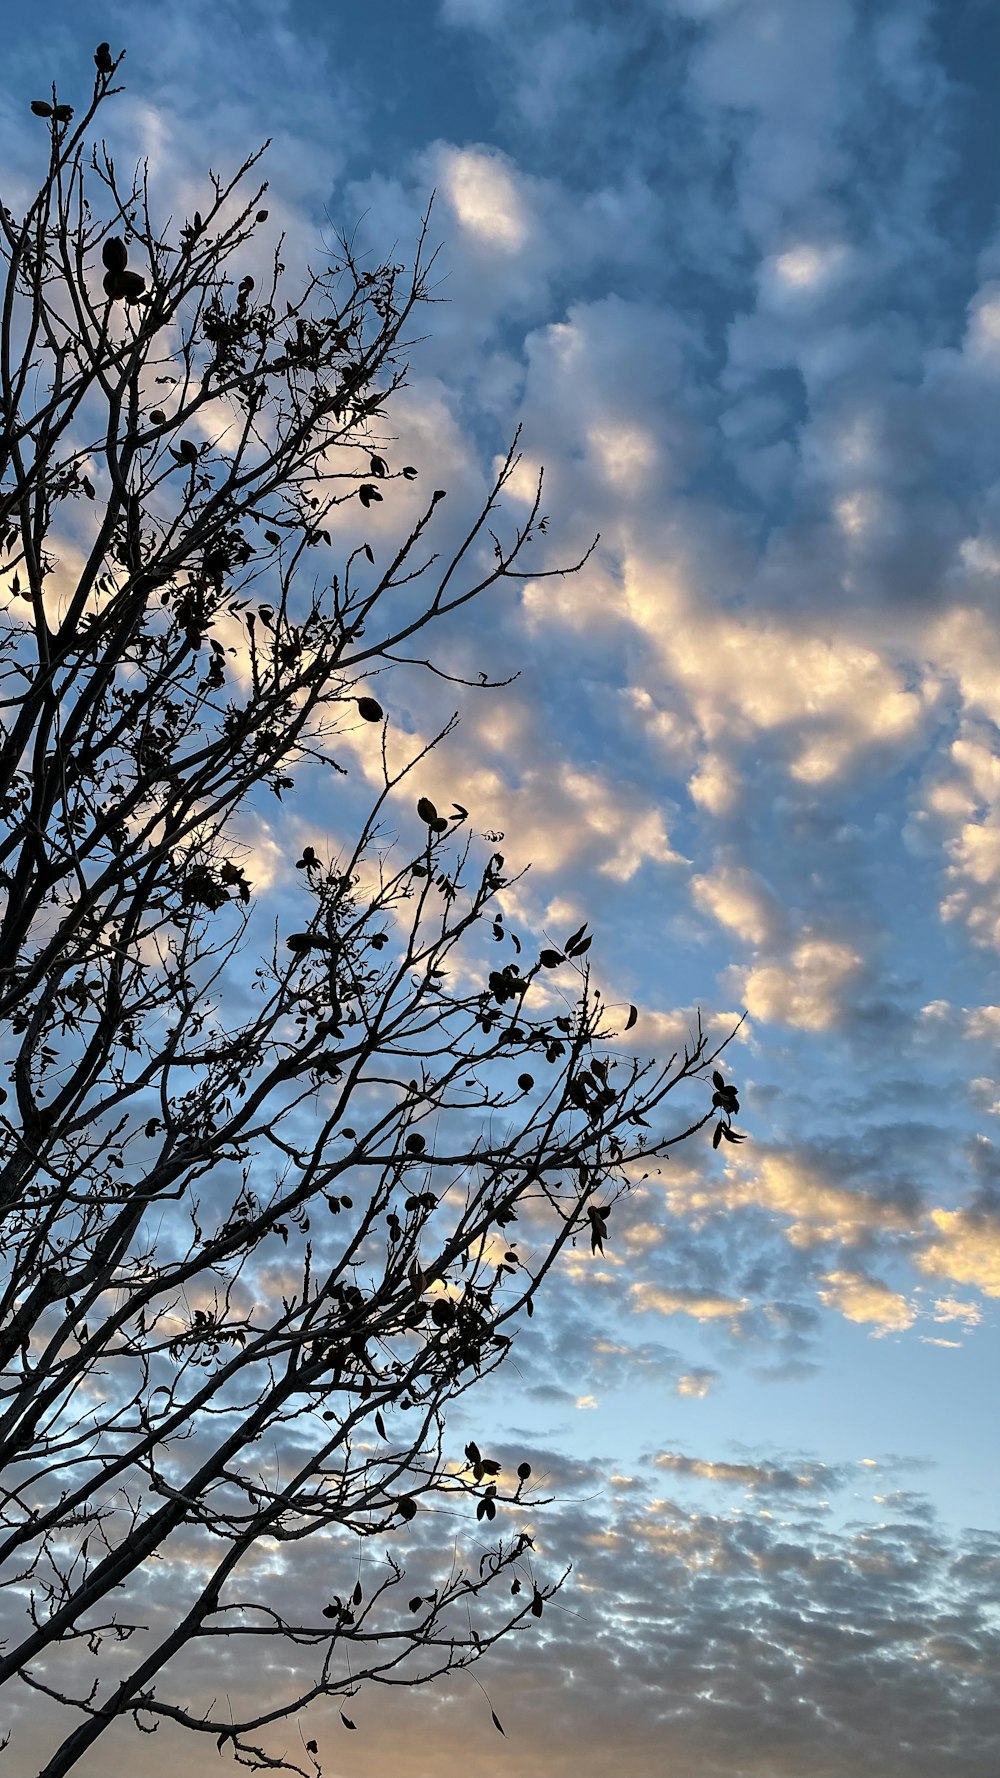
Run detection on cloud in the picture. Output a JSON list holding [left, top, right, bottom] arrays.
[[931, 1295, 982, 1327], [629, 1282, 750, 1325], [653, 1451, 834, 1493], [918, 1206, 1000, 1297], [691, 862, 785, 948], [674, 1369, 717, 1398], [622, 548, 930, 804], [124, 1445, 999, 1778], [682, 1148, 915, 1249], [818, 1268, 916, 1333], [439, 145, 529, 251], [739, 935, 866, 1031]]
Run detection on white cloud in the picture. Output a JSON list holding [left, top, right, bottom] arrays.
[[439, 145, 529, 252], [739, 935, 864, 1031], [691, 862, 784, 948]]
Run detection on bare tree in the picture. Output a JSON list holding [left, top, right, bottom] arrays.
[[0, 45, 743, 1777]]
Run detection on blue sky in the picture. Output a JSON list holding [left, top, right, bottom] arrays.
[[3, 1, 1000, 1773]]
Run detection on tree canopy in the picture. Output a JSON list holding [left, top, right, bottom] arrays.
[[0, 45, 741, 1776]]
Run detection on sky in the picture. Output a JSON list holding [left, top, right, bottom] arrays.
[[2, 1, 1000, 1773]]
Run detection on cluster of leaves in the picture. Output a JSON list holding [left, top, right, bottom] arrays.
[[711, 1070, 745, 1149]]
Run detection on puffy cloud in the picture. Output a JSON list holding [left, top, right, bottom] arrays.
[[818, 1268, 916, 1333], [691, 862, 785, 948], [739, 935, 865, 1031], [623, 549, 929, 796], [964, 1005, 1000, 1044], [438, 145, 530, 251], [918, 1206, 1000, 1298]]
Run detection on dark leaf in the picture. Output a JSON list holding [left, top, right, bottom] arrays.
[[30, 101, 53, 118], [402, 465, 418, 478], [369, 453, 388, 477], [364, 542, 375, 563], [357, 696, 383, 722], [358, 484, 382, 507], [539, 949, 564, 969], [118, 269, 147, 303], [517, 1461, 531, 1480], [352, 1580, 363, 1606], [567, 934, 592, 958], [491, 1710, 505, 1736], [625, 1003, 638, 1031], [340, 1713, 356, 1731], [712, 1122, 723, 1150], [531, 1588, 544, 1618], [416, 796, 438, 825], [53, 104, 74, 124]]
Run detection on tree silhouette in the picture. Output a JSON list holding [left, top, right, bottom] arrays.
[[0, 46, 742, 1776]]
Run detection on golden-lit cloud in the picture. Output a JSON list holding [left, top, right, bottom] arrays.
[[918, 1206, 1000, 1297], [629, 1282, 750, 1323], [675, 1150, 912, 1249], [818, 1269, 916, 1334], [691, 862, 783, 948]]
